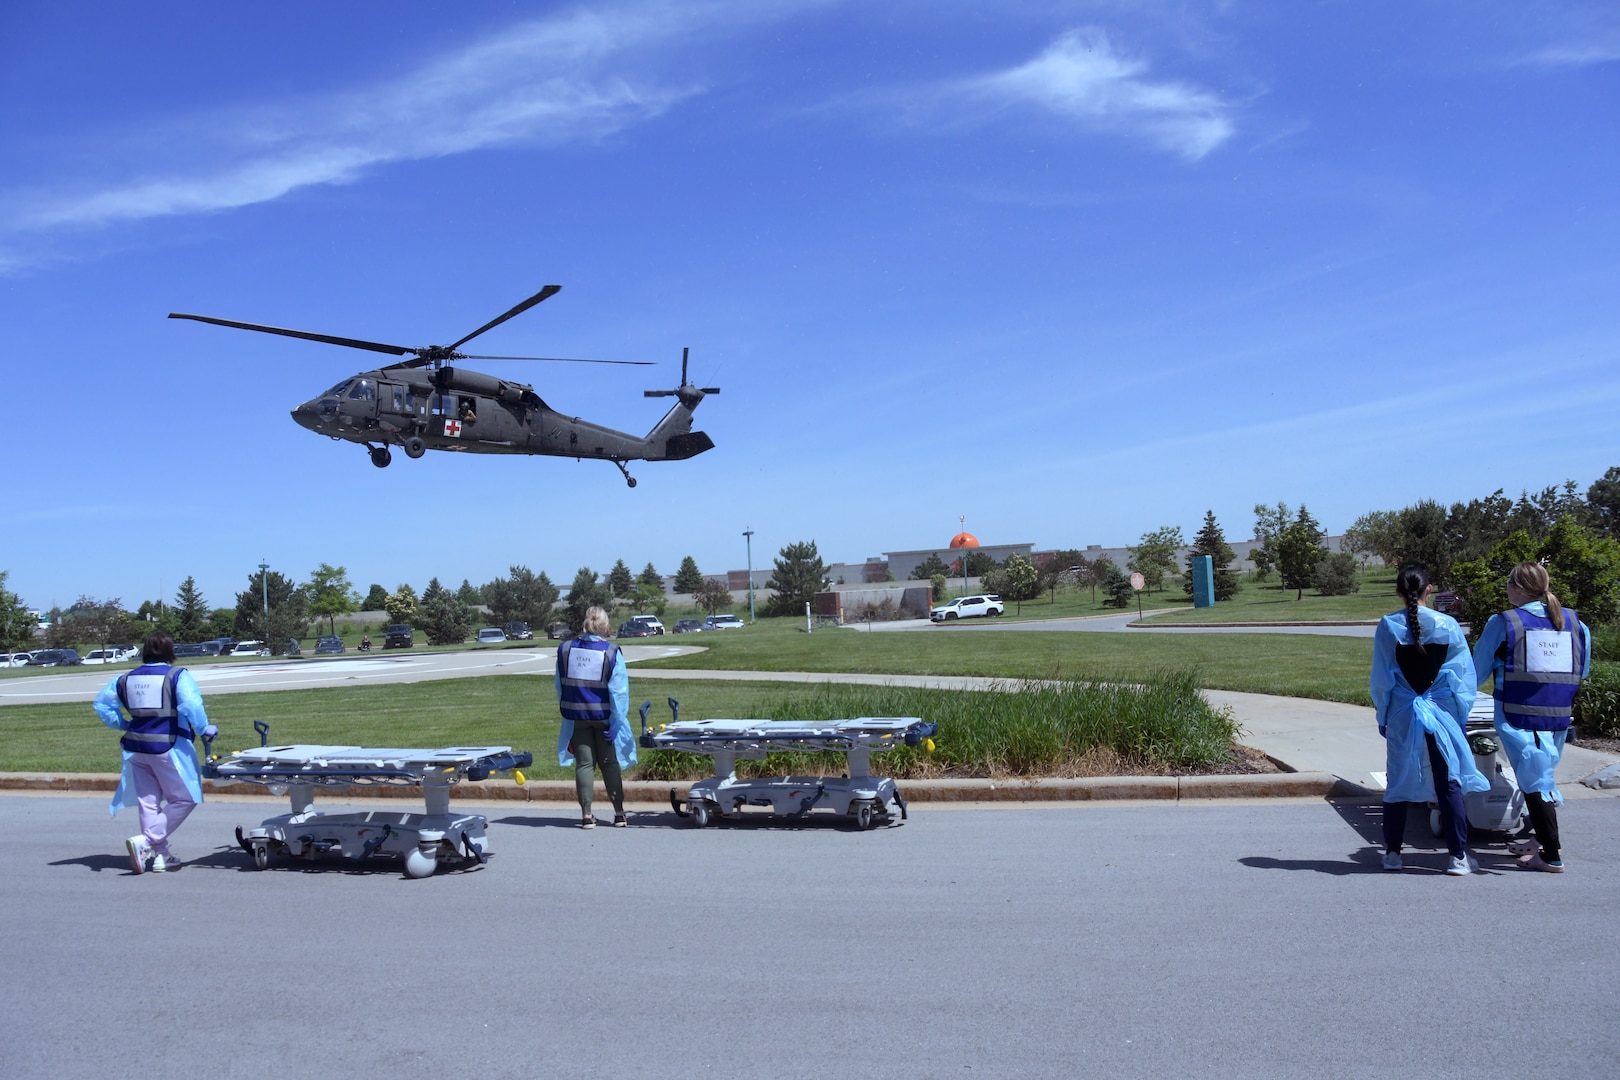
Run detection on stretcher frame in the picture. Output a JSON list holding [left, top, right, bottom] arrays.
[[204, 721, 532, 877], [639, 698, 936, 830]]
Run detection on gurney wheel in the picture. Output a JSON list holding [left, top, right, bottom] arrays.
[[252, 842, 270, 871], [404, 847, 438, 879], [853, 803, 874, 831], [690, 801, 711, 828], [1429, 809, 1442, 838]]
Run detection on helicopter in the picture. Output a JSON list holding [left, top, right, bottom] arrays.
[[168, 285, 718, 487]]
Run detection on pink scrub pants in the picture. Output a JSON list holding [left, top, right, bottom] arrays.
[[130, 753, 196, 856]]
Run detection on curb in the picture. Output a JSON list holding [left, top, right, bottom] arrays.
[[0, 771, 1357, 802]]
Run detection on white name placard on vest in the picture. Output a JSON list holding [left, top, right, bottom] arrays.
[[567, 648, 607, 682], [1525, 630, 1573, 674], [125, 674, 166, 710]]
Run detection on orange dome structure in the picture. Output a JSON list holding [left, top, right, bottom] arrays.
[[949, 532, 979, 549]]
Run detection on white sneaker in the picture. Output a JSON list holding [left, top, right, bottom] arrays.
[[150, 853, 180, 873], [125, 835, 152, 875], [1382, 851, 1403, 872], [1444, 854, 1475, 876]]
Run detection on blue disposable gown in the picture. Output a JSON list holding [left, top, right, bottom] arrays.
[[555, 635, 637, 769], [92, 666, 211, 817], [1370, 606, 1488, 804], [1471, 601, 1591, 804]]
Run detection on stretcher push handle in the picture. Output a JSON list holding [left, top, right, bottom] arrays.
[[254, 720, 270, 747]]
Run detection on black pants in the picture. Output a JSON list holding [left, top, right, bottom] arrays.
[[1384, 732, 1467, 858], [1524, 790, 1561, 861]]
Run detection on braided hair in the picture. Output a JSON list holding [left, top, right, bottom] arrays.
[[1395, 565, 1429, 646], [1509, 561, 1564, 631]]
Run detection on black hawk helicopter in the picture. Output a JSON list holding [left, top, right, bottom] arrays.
[[169, 285, 718, 487]]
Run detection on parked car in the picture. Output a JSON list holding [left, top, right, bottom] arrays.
[[701, 614, 745, 631], [230, 640, 268, 656], [4, 651, 38, 667], [502, 621, 533, 640], [384, 624, 414, 649], [173, 643, 208, 657], [627, 615, 665, 635], [930, 595, 1004, 622], [616, 620, 656, 638], [546, 622, 571, 640], [205, 638, 236, 656], [476, 627, 507, 644], [27, 648, 82, 666], [314, 635, 345, 655], [1435, 590, 1465, 617], [81, 648, 133, 665], [672, 618, 703, 634]]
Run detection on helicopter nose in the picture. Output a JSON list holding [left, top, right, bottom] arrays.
[[291, 401, 321, 431]]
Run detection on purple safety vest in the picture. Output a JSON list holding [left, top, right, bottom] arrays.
[[1495, 607, 1584, 731], [115, 665, 187, 754], [558, 638, 618, 725]]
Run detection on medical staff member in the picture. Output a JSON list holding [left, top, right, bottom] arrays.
[[556, 606, 635, 828], [93, 631, 216, 874], [1472, 562, 1591, 873], [1371, 566, 1488, 875]]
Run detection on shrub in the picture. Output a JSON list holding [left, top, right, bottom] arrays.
[[1590, 623, 1620, 663], [1575, 660, 1620, 739], [1312, 552, 1360, 597]]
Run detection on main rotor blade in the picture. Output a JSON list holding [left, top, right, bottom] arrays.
[[168, 313, 412, 357], [447, 284, 561, 351], [460, 354, 654, 366]]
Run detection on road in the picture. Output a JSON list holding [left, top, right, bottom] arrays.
[[3, 792, 1616, 1079]]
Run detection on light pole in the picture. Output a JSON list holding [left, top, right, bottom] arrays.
[[959, 515, 969, 598], [742, 528, 755, 623], [258, 559, 269, 642]]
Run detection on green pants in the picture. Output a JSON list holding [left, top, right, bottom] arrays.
[[571, 722, 624, 813]]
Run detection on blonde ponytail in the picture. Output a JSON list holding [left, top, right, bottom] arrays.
[[1509, 562, 1565, 631]]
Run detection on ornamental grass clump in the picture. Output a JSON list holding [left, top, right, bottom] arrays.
[[634, 670, 1239, 781]]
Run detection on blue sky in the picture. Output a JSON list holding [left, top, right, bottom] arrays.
[[4, 1, 1617, 613]]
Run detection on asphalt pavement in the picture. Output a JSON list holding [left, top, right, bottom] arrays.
[[3, 792, 1617, 1079]]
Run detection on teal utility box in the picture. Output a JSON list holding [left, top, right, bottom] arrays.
[[1191, 554, 1215, 608]]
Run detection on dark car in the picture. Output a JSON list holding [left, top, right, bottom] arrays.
[[672, 618, 703, 633], [384, 624, 413, 649], [616, 620, 655, 639], [1435, 590, 1466, 618], [173, 643, 207, 657], [546, 622, 571, 640], [27, 648, 82, 666], [315, 635, 345, 655], [503, 621, 533, 641]]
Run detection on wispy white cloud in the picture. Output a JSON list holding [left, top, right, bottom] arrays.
[[5, 5, 709, 235], [956, 28, 1235, 160], [1514, 39, 1620, 68]]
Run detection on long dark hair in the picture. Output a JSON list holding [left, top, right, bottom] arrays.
[[141, 631, 176, 665], [1395, 565, 1429, 646]]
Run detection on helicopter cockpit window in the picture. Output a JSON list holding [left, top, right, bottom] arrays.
[[347, 379, 375, 401], [324, 380, 351, 398]]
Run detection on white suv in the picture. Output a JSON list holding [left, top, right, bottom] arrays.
[[701, 614, 745, 630], [930, 595, 1004, 622], [628, 615, 665, 635]]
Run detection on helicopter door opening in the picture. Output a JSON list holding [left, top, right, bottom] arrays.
[[338, 377, 377, 426]]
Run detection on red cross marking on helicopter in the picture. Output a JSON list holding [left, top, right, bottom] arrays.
[[444, 419, 462, 437]]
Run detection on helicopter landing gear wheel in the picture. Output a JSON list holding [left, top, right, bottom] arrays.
[[613, 460, 637, 488], [368, 445, 392, 468], [403, 436, 426, 460]]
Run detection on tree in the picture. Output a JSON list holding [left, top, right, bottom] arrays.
[[929, 572, 948, 604], [361, 584, 389, 610], [693, 576, 734, 616], [1450, 516, 1620, 638], [1251, 502, 1291, 581], [765, 540, 829, 616], [1391, 499, 1450, 584], [0, 571, 35, 652], [1034, 549, 1086, 602], [457, 579, 482, 606], [996, 553, 1041, 615], [1586, 466, 1620, 539], [383, 583, 418, 626], [1100, 560, 1134, 609], [417, 577, 473, 645], [1342, 510, 1401, 568], [59, 596, 130, 653], [484, 565, 559, 627], [606, 559, 635, 599], [673, 556, 705, 594], [206, 607, 237, 639], [628, 582, 668, 616], [234, 570, 310, 648], [1182, 512, 1238, 601], [564, 567, 612, 632], [1312, 552, 1360, 596], [1277, 506, 1328, 600], [170, 577, 210, 643], [1128, 526, 1183, 594], [306, 562, 358, 635], [639, 562, 663, 588], [958, 550, 997, 578], [909, 553, 951, 581], [1444, 489, 1515, 565]]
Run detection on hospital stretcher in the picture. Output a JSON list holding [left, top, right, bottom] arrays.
[[203, 721, 532, 877], [639, 699, 936, 829]]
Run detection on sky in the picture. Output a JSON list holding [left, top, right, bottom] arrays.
[[3, 0, 1618, 614]]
